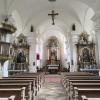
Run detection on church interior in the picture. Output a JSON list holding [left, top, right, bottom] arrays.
[[0, 0, 100, 100]]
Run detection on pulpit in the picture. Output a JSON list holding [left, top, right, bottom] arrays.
[[0, 18, 16, 65]]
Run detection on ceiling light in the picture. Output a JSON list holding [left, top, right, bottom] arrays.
[[48, 0, 56, 2]]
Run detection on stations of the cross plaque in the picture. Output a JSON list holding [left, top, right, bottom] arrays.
[[48, 10, 59, 25]]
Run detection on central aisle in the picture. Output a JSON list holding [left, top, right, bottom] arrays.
[[36, 75, 68, 100]]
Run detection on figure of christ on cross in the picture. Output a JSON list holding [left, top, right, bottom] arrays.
[[48, 10, 59, 25]]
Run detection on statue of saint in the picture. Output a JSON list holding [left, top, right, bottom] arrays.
[[82, 48, 90, 62], [17, 50, 26, 63], [50, 49, 56, 64]]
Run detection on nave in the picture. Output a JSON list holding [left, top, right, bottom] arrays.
[[36, 75, 68, 100]]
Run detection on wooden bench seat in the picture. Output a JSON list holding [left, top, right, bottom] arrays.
[[9, 73, 41, 90], [61, 73, 96, 86], [0, 87, 26, 100], [2, 77, 37, 95], [0, 95, 15, 100], [64, 79, 100, 89], [74, 87, 100, 100], [8, 76, 40, 93], [0, 79, 36, 100], [61, 72, 96, 76], [61, 72, 100, 100], [69, 83, 100, 100], [62, 76, 100, 88], [0, 72, 45, 100], [0, 83, 32, 100], [81, 95, 100, 100]]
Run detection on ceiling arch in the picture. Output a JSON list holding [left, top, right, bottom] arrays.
[[0, 0, 98, 35]]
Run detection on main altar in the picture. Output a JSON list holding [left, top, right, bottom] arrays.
[[46, 37, 60, 74]]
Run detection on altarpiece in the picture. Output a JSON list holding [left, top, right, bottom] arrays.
[[76, 32, 96, 71], [9, 33, 29, 75]]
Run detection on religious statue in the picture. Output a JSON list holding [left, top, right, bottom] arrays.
[[16, 50, 26, 63], [79, 32, 89, 44], [82, 48, 90, 62]]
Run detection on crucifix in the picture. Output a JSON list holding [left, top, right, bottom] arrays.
[[48, 10, 59, 25]]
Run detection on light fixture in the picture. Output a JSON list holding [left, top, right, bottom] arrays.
[[48, 0, 56, 2]]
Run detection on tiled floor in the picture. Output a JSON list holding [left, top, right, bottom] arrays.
[[36, 75, 68, 100]]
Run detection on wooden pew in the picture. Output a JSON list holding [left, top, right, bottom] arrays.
[[9, 73, 42, 91], [62, 76, 98, 88], [81, 95, 100, 100], [61, 72, 96, 76], [0, 83, 32, 100], [62, 75, 100, 92], [81, 95, 88, 100], [69, 82, 100, 100], [16, 72, 45, 88], [62, 74, 97, 87], [66, 80, 100, 95], [8, 75, 40, 94], [0, 79, 35, 100], [74, 87, 100, 100], [61, 72, 96, 82], [2, 77, 37, 96], [3, 72, 45, 97], [61, 72, 100, 100], [0, 87, 26, 100], [0, 95, 15, 100], [0, 72, 45, 100]]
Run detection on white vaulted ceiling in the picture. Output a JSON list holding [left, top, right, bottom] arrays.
[[0, 0, 99, 35]]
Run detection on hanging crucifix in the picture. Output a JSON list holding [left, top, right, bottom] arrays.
[[48, 10, 59, 25]]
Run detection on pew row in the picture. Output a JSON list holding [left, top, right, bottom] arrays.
[[74, 87, 100, 100], [70, 83, 100, 100], [0, 82, 32, 100], [81, 95, 100, 100], [0, 87, 26, 100], [61, 72, 100, 100], [0, 95, 15, 100], [0, 72, 45, 100]]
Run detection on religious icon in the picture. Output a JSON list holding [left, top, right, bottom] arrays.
[[48, 10, 59, 25], [16, 50, 26, 63]]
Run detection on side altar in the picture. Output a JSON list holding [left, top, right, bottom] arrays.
[[76, 32, 97, 74]]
